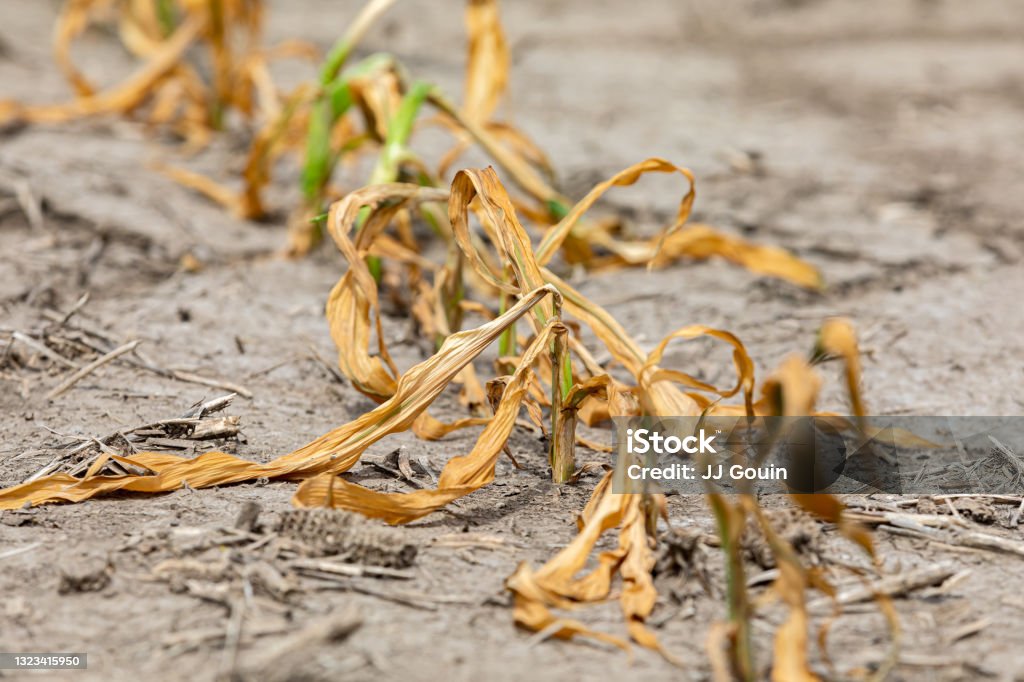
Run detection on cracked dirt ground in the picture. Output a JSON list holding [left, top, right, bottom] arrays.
[[2, 0, 1024, 680]]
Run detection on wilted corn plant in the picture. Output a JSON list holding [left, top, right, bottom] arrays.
[[0, 0, 311, 147], [1, 162, 889, 677], [182, 0, 576, 256], [1, 0, 828, 287]]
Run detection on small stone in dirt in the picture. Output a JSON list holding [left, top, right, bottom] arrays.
[[58, 558, 112, 595], [1, 509, 36, 526]]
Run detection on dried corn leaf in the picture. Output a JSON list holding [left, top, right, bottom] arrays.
[[618, 491, 683, 665], [463, 0, 508, 123], [325, 184, 449, 401], [118, 0, 167, 60], [642, 325, 756, 417], [744, 499, 820, 682], [0, 285, 558, 510], [449, 167, 554, 323], [508, 293, 877, 669], [1, 16, 203, 125], [429, 92, 565, 208], [761, 355, 824, 418], [292, 317, 558, 521], [541, 270, 702, 417], [531, 158, 819, 287], [534, 157, 695, 266], [53, 0, 116, 97], [448, 171, 644, 400], [164, 81, 318, 218], [155, 163, 245, 215], [10, 0, 273, 155], [653, 224, 822, 289], [436, 0, 558, 210], [815, 318, 865, 418], [448, 166, 704, 428], [506, 471, 677, 662]]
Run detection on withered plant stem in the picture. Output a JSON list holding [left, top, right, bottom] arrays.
[[548, 307, 575, 483]]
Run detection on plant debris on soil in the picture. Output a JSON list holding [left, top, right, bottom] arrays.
[[2, 1, 1024, 681]]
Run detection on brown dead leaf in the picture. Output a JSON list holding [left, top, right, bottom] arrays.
[[0, 284, 558, 510], [463, 0, 508, 124]]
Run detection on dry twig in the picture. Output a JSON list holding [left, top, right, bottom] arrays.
[[44, 339, 139, 399]]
